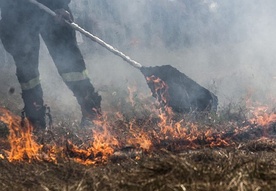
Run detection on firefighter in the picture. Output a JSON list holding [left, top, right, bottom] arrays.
[[0, 0, 102, 129]]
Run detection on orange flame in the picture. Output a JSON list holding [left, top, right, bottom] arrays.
[[145, 76, 232, 148], [146, 75, 169, 106], [1, 91, 276, 165], [0, 108, 42, 162], [249, 105, 276, 126], [92, 117, 119, 159], [67, 114, 119, 165], [126, 121, 152, 151]]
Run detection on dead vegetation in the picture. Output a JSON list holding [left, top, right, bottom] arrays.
[[0, 141, 275, 191], [0, 103, 276, 191], [0, 65, 276, 190]]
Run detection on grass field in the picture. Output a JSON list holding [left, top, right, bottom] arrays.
[[0, 98, 276, 191]]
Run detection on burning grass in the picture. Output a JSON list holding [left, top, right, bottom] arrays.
[[0, 87, 276, 190], [0, 144, 275, 190]]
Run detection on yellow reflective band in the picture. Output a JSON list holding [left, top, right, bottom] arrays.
[[20, 77, 40, 90], [61, 70, 89, 82]]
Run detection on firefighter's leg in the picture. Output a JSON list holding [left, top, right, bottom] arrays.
[[14, 57, 46, 129], [0, 14, 46, 129], [40, 10, 102, 122]]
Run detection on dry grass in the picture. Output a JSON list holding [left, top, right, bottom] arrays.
[[0, 142, 275, 191], [0, 109, 276, 191], [0, 68, 276, 191]]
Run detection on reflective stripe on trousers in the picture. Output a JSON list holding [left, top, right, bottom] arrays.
[[61, 69, 88, 82], [20, 76, 40, 90]]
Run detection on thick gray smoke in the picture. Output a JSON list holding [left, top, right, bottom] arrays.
[[1, 0, 276, 117], [69, 0, 276, 108]]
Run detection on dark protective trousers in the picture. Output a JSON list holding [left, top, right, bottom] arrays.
[[0, 1, 101, 128]]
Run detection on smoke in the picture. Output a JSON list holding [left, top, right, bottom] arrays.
[[69, 0, 276, 107], [1, 0, 276, 117]]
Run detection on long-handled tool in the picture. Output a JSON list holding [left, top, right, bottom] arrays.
[[29, 0, 218, 113]]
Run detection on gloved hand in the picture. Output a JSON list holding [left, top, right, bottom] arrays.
[[54, 9, 73, 25]]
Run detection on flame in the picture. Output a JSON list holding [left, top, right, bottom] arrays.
[[66, 142, 95, 165], [126, 121, 152, 151], [144, 76, 232, 148], [92, 117, 119, 160], [146, 75, 169, 106], [127, 131, 152, 151], [1, 87, 276, 165], [0, 107, 42, 162], [249, 105, 276, 126], [67, 114, 119, 165]]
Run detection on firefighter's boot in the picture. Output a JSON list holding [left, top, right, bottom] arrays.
[[80, 89, 102, 128], [22, 85, 46, 131], [66, 79, 102, 128]]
